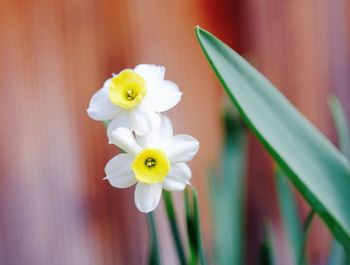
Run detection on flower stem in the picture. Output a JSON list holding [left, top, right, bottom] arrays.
[[147, 212, 161, 265], [299, 209, 315, 265], [185, 187, 208, 265], [163, 191, 187, 265]]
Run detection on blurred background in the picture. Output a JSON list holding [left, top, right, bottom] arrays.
[[0, 0, 349, 264]]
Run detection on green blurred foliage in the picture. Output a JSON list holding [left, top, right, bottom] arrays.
[[210, 109, 247, 265]]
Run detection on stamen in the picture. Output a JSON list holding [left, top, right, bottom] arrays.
[[126, 89, 137, 101], [145, 158, 156, 168]]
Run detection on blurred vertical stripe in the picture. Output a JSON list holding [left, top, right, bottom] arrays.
[[0, 0, 222, 264]]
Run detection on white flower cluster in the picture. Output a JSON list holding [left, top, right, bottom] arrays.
[[87, 64, 199, 213]]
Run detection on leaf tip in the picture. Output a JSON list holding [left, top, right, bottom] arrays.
[[195, 25, 202, 39], [195, 25, 210, 40]]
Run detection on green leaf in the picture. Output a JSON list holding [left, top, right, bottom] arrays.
[[328, 96, 350, 162], [210, 111, 247, 265], [195, 26, 350, 251], [275, 168, 302, 265], [328, 95, 350, 264], [328, 241, 348, 265]]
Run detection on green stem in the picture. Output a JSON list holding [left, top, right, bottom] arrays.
[[147, 212, 161, 265], [184, 189, 196, 265], [299, 209, 315, 265], [163, 191, 187, 265], [185, 187, 208, 265], [192, 189, 208, 265]]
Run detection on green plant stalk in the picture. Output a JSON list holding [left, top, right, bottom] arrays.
[[147, 212, 161, 265], [276, 168, 302, 265], [210, 111, 247, 265], [259, 222, 277, 265], [185, 187, 208, 265], [299, 209, 315, 265], [192, 189, 208, 265], [102, 120, 111, 128], [163, 191, 187, 265], [184, 188, 197, 265]]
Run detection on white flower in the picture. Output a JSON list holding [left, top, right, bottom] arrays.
[[87, 64, 182, 135], [104, 115, 199, 213]]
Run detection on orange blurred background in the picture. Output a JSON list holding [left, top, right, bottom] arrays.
[[0, 0, 349, 264]]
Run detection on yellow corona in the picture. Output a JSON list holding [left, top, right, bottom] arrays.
[[109, 70, 147, 109], [132, 148, 170, 184]]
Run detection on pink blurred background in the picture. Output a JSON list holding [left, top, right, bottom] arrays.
[[0, 0, 349, 264]]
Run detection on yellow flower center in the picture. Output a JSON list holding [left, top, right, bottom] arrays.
[[108, 70, 147, 109], [132, 148, 170, 184]]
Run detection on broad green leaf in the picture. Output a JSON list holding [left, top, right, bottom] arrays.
[[195, 26, 350, 251], [275, 169, 302, 265], [210, 111, 247, 265]]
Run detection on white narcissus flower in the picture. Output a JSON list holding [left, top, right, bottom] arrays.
[[87, 64, 182, 135], [104, 115, 199, 213]]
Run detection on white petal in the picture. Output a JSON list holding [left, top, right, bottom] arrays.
[[134, 64, 165, 81], [104, 154, 136, 188], [134, 182, 163, 213], [158, 114, 173, 139], [130, 102, 161, 136], [87, 79, 121, 120], [136, 114, 173, 148], [134, 64, 165, 94], [163, 163, 191, 191], [135, 134, 151, 149], [107, 112, 132, 142], [111, 127, 142, 155], [146, 80, 182, 112], [165, 135, 199, 163]]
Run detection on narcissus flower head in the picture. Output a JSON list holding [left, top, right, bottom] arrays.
[[87, 64, 182, 135], [104, 115, 199, 213]]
